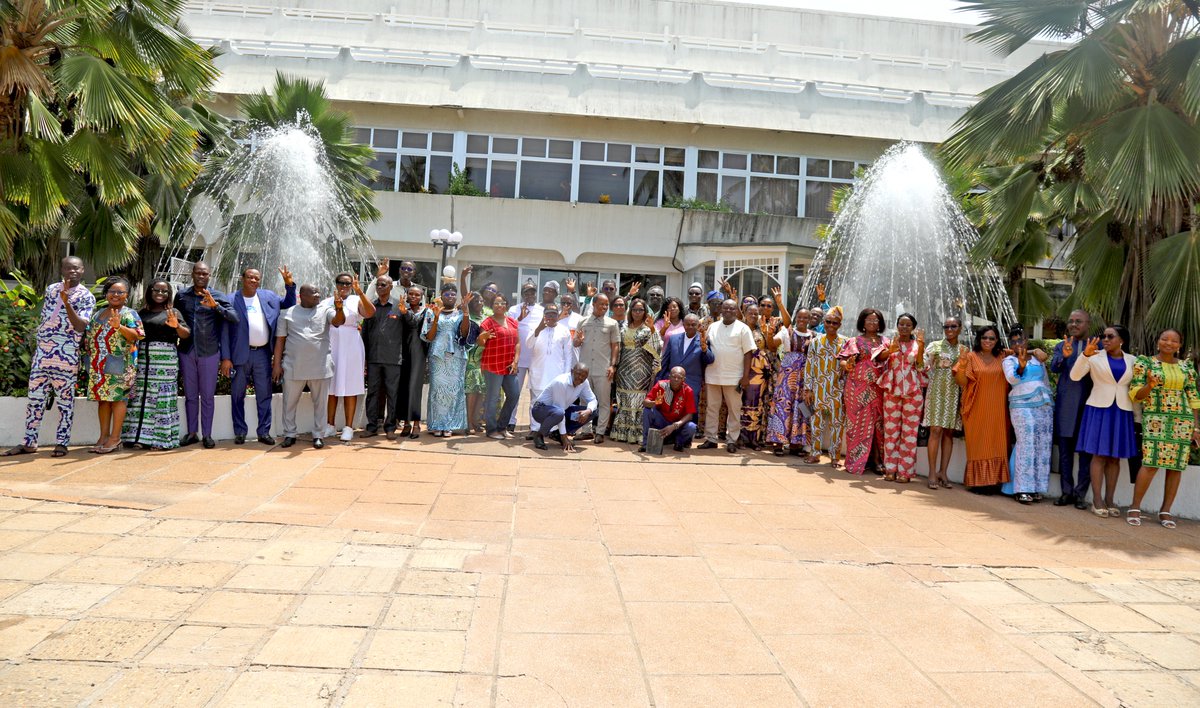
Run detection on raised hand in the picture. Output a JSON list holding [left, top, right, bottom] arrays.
[[1083, 337, 1100, 357], [462, 265, 474, 280], [886, 339, 901, 356], [279, 265, 294, 287], [333, 291, 344, 310], [351, 275, 363, 295], [429, 301, 443, 318], [477, 331, 494, 346], [573, 329, 585, 348], [770, 286, 782, 301], [915, 328, 925, 346], [59, 281, 69, 304], [520, 303, 530, 320], [628, 281, 641, 297], [1017, 344, 1029, 365], [1062, 338, 1074, 358], [200, 289, 218, 309], [107, 308, 121, 329], [376, 258, 389, 278], [586, 282, 596, 297], [165, 308, 180, 329], [699, 328, 708, 351], [461, 291, 475, 310], [564, 277, 576, 293], [816, 283, 826, 302]]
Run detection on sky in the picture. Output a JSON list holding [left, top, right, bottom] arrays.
[[722, 0, 985, 24]]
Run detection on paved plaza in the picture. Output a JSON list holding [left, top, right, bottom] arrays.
[[1, 439, 1199, 706]]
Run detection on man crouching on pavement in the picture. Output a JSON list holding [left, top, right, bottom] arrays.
[[530, 363, 596, 452], [640, 366, 697, 453]]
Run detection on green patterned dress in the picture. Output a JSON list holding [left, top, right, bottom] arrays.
[[1131, 356, 1200, 471], [921, 339, 965, 430], [85, 307, 144, 402]]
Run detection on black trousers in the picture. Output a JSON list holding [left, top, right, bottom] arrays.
[[365, 363, 403, 433]]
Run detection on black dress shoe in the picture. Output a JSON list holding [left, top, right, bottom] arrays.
[[674, 442, 687, 452], [202, 436, 216, 449], [258, 435, 276, 446], [180, 433, 200, 447], [1054, 495, 1075, 507], [637, 445, 646, 452], [280, 437, 296, 448], [533, 434, 547, 450], [726, 442, 738, 453], [234, 435, 245, 445], [506, 423, 516, 433], [313, 438, 324, 449], [361, 429, 379, 438], [1074, 500, 1090, 510], [697, 440, 718, 450]]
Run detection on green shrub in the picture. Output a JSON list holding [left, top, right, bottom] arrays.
[[0, 273, 44, 396], [663, 196, 735, 213], [446, 163, 486, 197]]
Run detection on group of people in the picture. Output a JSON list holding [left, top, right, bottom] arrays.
[[6, 258, 1199, 528]]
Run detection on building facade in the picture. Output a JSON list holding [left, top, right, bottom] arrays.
[[184, 0, 1065, 309]]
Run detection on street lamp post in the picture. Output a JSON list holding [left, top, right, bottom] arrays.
[[429, 229, 464, 285]]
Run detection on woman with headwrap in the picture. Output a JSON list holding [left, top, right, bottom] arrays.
[[420, 283, 475, 436], [803, 305, 848, 467]]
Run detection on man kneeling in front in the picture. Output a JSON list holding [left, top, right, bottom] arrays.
[[531, 363, 597, 452], [640, 366, 697, 453]]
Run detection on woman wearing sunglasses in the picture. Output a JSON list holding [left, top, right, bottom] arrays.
[[1070, 325, 1138, 517]]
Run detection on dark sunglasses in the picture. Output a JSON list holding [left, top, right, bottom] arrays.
[[944, 324, 960, 329], [375, 282, 390, 289], [1102, 333, 1119, 340], [336, 280, 352, 286], [823, 318, 839, 324], [400, 266, 415, 272]]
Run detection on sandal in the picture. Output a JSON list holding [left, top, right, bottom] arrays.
[[883, 473, 897, 482], [1107, 506, 1121, 518], [928, 479, 939, 489], [51, 445, 68, 458], [804, 454, 821, 464], [939, 479, 952, 489], [1092, 506, 1109, 518], [1126, 509, 1141, 527], [1160, 513, 1177, 530], [895, 476, 911, 484], [2, 445, 36, 456], [774, 447, 785, 457]]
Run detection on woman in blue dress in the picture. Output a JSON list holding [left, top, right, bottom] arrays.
[[420, 285, 475, 436], [1070, 324, 1138, 517], [1002, 327, 1054, 503]]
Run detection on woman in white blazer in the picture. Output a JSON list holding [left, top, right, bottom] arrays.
[[1069, 324, 1138, 517]]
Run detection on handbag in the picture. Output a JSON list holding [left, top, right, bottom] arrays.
[[102, 354, 126, 376], [916, 426, 930, 448]]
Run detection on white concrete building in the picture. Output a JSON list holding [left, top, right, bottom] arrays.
[[183, 0, 1064, 309]]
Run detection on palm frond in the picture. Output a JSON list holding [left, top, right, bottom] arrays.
[[1069, 215, 1125, 321], [1147, 229, 1200, 355], [57, 53, 172, 137], [961, 0, 1095, 53]]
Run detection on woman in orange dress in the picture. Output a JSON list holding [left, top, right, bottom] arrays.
[[954, 325, 1010, 491]]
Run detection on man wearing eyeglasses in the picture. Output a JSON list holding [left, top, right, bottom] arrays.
[[361, 275, 408, 439], [1049, 309, 1095, 509], [221, 266, 296, 445], [373, 258, 428, 303], [176, 261, 239, 449]]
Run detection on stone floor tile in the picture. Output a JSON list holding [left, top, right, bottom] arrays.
[[358, 481, 441, 505], [1008, 579, 1107, 604], [0, 511, 81, 531], [223, 564, 320, 592], [398, 570, 480, 597], [516, 487, 593, 509], [53, 555, 154, 584], [0, 662, 115, 705], [253, 625, 366, 668], [937, 580, 1039, 606], [513, 506, 601, 540], [294, 467, 380, 489], [1115, 632, 1200, 670], [92, 667, 232, 707], [330, 543, 411, 568], [289, 594, 387, 627], [430, 494, 514, 523], [723, 578, 873, 635], [767, 634, 952, 706], [65, 513, 149, 534], [190, 591, 295, 625], [32, 618, 167, 661], [497, 632, 650, 707], [594, 500, 677, 526], [383, 595, 475, 631], [309, 566, 398, 594], [408, 548, 472, 570], [0, 581, 118, 615], [94, 586, 202, 620], [504, 574, 627, 634], [143, 625, 268, 667], [649, 674, 803, 708], [626, 601, 779, 675], [613, 556, 727, 602], [983, 604, 1091, 634], [248, 539, 345, 566], [214, 669, 340, 708], [886, 612, 1045, 673], [361, 629, 467, 671], [0, 615, 66, 657], [344, 672, 457, 706], [928, 671, 1095, 707], [696, 543, 808, 580], [95, 535, 188, 559], [138, 560, 237, 588], [21, 531, 118, 555], [0, 552, 79, 580], [139, 519, 218, 538], [204, 521, 279, 540], [1059, 603, 1168, 633], [510, 538, 612, 575], [1127, 602, 1200, 631], [442, 473, 517, 495], [1090, 582, 1178, 604], [1033, 634, 1150, 671], [1142, 578, 1200, 602], [0, 529, 41, 551], [1087, 670, 1200, 706]]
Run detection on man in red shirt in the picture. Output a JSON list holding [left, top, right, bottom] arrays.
[[641, 366, 697, 453]]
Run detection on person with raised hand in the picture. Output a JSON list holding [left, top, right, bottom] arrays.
[[323, 272, 375, 442], [175, 261, 238, 449], [838, 308, 890, 475], [84, 278, 144, 454], [1002, 326, 1054, 503], [479, 292, 522, 439], [1071, 325, 1138, 517], [611, 298, 666, 445], [921, 317, 967, 488], [221, 266, 296, 446], [954, 325, 1010, 492], [122, 280, 189, 450], [877, 313, 926, 483], [360, 275, 407, 440], [505, 281, 543, 434], [5, 257, 95, 458], [573, 292, 621, 443], [274, 284, 345, 449], [1049, 309, 1095, 509], [1126, 328, 1200, 529], [421, 284, 473, 437], [698, 299, 757, 453]]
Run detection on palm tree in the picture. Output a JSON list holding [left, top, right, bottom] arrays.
[[0, 0, 221, 287], [942, 1, 1200, 350]]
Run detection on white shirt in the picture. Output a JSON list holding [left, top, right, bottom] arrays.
[[508, 301, 544, 368], [680, 333, 697, 352], [705, 319, 757, 385], [562, 311, 583, 334], [533, 372, 598, 435], [244, 293, 269, 347], [526, 323, 574, 393]]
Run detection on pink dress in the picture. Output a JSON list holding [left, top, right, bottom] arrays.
[[838, 335, 889, 474]]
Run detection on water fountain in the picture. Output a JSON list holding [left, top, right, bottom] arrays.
[[160, 115, 377, 293], [798, 142, 1014, 337]]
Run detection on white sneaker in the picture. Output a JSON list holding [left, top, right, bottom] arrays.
[[323, 424, 337, 438], [340, 426, 353, 442]]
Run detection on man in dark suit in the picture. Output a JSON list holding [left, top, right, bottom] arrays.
[[220, 266, 296, 445], [657, 313, 714, 400], [1049, 309, 1093, 509]]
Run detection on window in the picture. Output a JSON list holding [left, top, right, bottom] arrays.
[[578, 140, 683, 206], [357, 128, 454, 193], [804, 158, 858, 220]]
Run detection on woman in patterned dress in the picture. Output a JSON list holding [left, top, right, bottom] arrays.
[[954, 325, 1010, 491], [878, 313, 926, 483], [838, 308, 890, 475], [463, 292, 487, 434], [611, 298, 663, 444], [1002, 327, 1054, 503], [122, 280, 189, 450], [766, 290, 810, 456], [739, 304, 778, 449], [803, 307, 849, 468], [85, 278, 145, 454], [922, 317, 966, 488], [421, 286, 473, 436], [1127, 328, 1200, 529]]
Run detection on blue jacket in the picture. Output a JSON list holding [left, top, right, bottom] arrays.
[[220, 285, 297, 364], [657, 331, 715, 396], [1049, 337, 1093, 438]]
